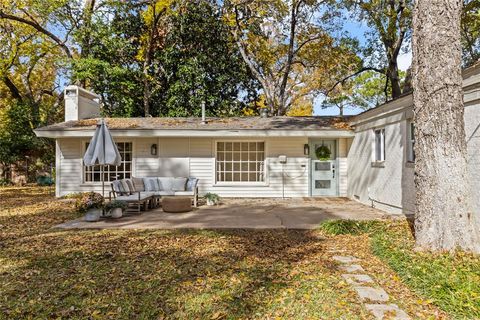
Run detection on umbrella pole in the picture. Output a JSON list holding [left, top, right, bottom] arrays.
[[101, 164, 106, 217], [101, 165, 105, 197]]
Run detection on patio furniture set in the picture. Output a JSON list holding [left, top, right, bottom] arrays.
[[109, 176, 199, 213]]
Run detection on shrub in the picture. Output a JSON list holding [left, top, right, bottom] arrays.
[[63, 192, 84, 199], [319, 219, 385, 235], [74, 192, 104, 213], [0, 178, 12, 186], [37, 176, 54, 186]]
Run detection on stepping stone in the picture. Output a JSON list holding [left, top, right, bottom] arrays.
[[342, 274, 374, 286], [332, 255, 360, 264], [365, 304, 410, 320], [354, 286, 389, 302], [339, 264, 365, 273]]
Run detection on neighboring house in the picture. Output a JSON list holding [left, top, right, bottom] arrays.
[[35, 63, 480, 215]]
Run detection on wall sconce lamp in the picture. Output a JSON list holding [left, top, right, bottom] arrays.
[[151, 144, 157, 156], [304, 144, 310, 156]]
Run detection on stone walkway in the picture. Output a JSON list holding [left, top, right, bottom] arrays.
[[332, 254, 410, 320]]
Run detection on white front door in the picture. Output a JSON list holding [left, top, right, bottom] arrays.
[[310, 139, 338, 196]]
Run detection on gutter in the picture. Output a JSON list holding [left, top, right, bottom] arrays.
[[34, 128, 356, 139]]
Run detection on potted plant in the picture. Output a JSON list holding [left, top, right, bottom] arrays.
[[204, 193, 220, 206], [75, 192, 104, 222], [105, 200, 127, 219]]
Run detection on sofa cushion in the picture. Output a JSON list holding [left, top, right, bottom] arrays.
[[143, 177, 160, 191], [174, 191, 194, 196], [158, 177, 174, 191], [172, 177, 187, 191], [153, 191, 175, 196], [186, 178, 198, 191], [112, 180, 126, 195], [132, 177, 145, 192], [125, 179, 135, 193], [120, 179, 132, 195]]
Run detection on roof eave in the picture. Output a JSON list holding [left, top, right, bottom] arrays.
[[34, 128, 355, 139]]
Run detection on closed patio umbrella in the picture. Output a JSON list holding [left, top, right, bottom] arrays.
[[83, 119, 122, 197]]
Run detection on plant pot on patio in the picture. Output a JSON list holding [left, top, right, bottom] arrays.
[[74, 192, 105, 223], [105, 200, 127, 219], [85, 208, 102, 222], [204, 193, 220, 206]]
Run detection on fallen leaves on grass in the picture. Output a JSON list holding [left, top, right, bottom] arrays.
[[0, 187, 369, 319]]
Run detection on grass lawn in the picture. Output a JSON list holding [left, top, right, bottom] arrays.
[[0, 187, 451, 319]]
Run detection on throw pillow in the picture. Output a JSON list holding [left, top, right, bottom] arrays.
[[172, 177, 187, 191], [125, 179, 135, 193], [112, 180, 125, 194], [143, 177, 160, 191], [120, 180, 132, 195], [186, 177, 198, 191], [158, 177, 174, 191], [132, 177, 145, 192]]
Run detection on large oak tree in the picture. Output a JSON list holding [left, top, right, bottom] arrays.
[[412, 0, 480, 252]]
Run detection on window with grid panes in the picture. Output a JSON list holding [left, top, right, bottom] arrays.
[[216, 141, 265, 183], [84, 142, 132, 182]]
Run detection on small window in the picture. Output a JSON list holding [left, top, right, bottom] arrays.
[[216, 141, 265, 183], [374, 128, 385, 162], [407, 121, 415, 162], [84, 142, 133, 182]]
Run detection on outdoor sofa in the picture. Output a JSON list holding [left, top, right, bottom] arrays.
[[110, 177, 199, 212]]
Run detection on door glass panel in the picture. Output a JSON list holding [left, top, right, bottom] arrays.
[[315, 162, 331, 171], [315, 180, 331, 189]]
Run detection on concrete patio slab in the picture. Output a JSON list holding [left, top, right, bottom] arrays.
[[55, 197, 391, 230]]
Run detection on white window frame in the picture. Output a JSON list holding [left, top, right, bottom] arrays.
[[407, 121, 415, 163], [214, 140, 267, 186], [82, 140, 134, 184], [374, 128, 385, 162]]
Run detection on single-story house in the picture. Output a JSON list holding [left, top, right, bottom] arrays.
[[35, 62, 480, 215]]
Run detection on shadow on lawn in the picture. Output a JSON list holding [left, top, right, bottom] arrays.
[[1, 226, 331, 319]]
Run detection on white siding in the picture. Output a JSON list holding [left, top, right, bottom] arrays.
[[348, 114, 415, 215], [464, 66, 480, 216], [135, 138, 159, 177], [348, 65, 480, 215], [57, 136, 321, 198], [338, 138, 349, 197]]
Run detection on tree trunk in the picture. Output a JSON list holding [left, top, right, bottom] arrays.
[[387, 58, 402, 99], [412, 0, 480, 252]]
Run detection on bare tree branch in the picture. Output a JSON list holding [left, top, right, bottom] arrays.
[[0, 11, 72, 58], [325, 67, 385, 96]]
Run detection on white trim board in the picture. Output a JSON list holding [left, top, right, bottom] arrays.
[[35, 129, 355, 139]]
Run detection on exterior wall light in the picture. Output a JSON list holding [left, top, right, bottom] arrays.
[[151, 144, 157, 156], [304, 144, 310, 156]]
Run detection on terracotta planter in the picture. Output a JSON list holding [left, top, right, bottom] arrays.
[[84, 208, 102, 222], [110, 207, 123, 219]]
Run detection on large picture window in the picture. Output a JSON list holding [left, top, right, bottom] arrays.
[[374, 128, 385, 162], [84, 142, 132, 182], [216, 141, 265, 183]]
